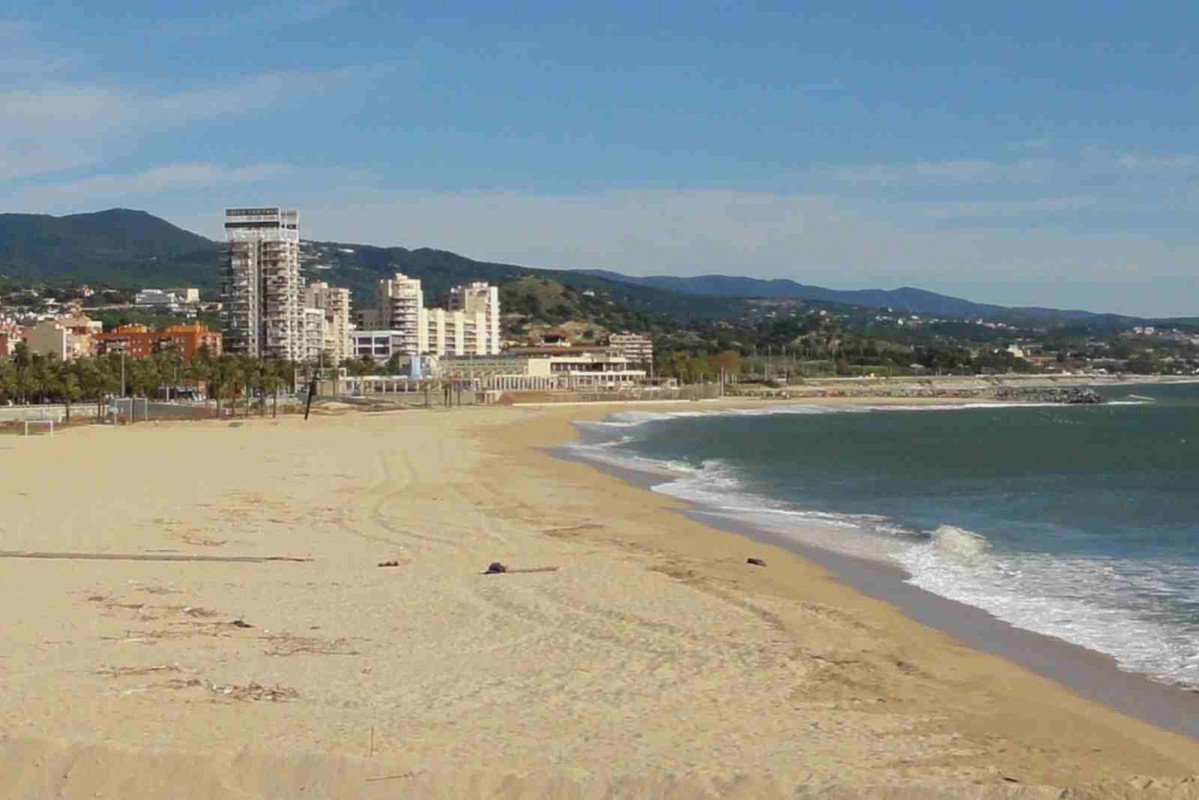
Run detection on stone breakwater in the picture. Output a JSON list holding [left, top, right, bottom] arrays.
[[994, 386, 1105, 404], [725, 375, 1136, 402]]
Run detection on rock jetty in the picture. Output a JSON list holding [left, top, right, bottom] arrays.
[[994, 386, 1105, 404]]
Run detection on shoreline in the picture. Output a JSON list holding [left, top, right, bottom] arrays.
[[550, 397, 1199, 740]]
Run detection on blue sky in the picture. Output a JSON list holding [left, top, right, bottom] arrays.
[[2, 1, 1197, 316]]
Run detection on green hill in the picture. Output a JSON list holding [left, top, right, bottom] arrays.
[[0, 209, 749, 320], [0, 209, 219, 286]]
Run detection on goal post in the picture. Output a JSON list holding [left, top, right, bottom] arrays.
[[23, 420, 54, 437]]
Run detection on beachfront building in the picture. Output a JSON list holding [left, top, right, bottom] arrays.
[[301, 307, 327, 364], [376, 273, 426, 356], [424, 306, 495, 357], [437, 350, 647, 391], [221, 207, 303, 359], [447, 282, 501, 355], [26, 319, 94, 360], [350, 330, 411, 363], [354, 274, 501, 362], [302, 281, 352, 365], [362, 273, 501, 359], [607, 331, 654, 365], [94, 323, 222, 361]]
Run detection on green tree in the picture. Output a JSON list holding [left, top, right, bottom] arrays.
[[55, 362, 82, 423]]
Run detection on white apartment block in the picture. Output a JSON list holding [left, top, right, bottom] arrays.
[[353, 273, 502, 363], [607, 331, 654, 364], [447, 282, 501, 355], [377, 273, 425, 356], [221, 207, 303, 359], [301, 307, 326, 364], [423, 307, 492, 357], [303, 281, 352, 365]]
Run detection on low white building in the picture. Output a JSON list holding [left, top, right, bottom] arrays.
[[436, 350, 647, 391], [351, 330, 411, 363]]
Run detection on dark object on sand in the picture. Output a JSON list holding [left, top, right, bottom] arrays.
[[746, 557, 767, 567], [230, 619, 254, 628], [482, 563, 560, 575], [377, 560, 401, 567]]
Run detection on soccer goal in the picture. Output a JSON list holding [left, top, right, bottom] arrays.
[[23, 420, 54, 437]]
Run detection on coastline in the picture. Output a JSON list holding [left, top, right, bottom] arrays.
[[548, 398, 1199, 740], [2, 403, 1199, 797]]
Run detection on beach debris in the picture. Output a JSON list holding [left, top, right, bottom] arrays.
[[208, 681, 299, 702], [483, 562, 561, 575], [261, 633, 360, 657], [746, 557, 767, 567], [95, 664, 180, 678], [229, 618, 254, 629], [377, 559, 410, 567], [366, 771, 420, 783], [180, 606, 219, 618]]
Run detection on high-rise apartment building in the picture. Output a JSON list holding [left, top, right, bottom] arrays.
[[221, 207, 302, 359], [376, 272, 426, 355], [448, 282, 501, 355], [303, 281, 352, 365], [354, 273, 502, 362]]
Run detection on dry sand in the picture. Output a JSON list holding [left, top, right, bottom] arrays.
[[2, 402, 1198, 799]]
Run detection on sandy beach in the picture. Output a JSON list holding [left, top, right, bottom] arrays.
[[3, 401, 1199, 799]]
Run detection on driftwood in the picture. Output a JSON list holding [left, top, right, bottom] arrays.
[[746, 557, 767, 567], [482, 562, 559, 575]]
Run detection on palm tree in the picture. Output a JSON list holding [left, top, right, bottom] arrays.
[[242, 358, 262, 418], [260, 360, 282, 418], [77, 357, 117, 422], [50, 361, 82, 422], [0, 360, 17, 404]]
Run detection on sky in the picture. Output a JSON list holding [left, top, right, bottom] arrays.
[[2, 1, 1198, 316]]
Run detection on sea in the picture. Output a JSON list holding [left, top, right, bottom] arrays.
[[566, 382, 1199, 690]]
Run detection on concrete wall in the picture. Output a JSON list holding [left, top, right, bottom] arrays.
[[0, 405, 67, 423]]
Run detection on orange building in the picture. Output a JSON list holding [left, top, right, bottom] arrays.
[[161, 323, 222, 361], [94, 323, 222, 361]]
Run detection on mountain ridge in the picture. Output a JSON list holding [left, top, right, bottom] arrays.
[[0, 209, 1190, 325]]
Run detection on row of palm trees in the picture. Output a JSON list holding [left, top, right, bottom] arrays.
[[0, 343, 307, 422]]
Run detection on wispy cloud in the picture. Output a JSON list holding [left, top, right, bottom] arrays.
[[1115, 153, 1195, 170], [151, 0, 350, 38], [54, 162, 290, 197], [828, 158, 1051, 185], [0, 66, 380, 180], [915, 195, 1102, 222]]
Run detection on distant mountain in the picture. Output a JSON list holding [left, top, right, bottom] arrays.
[[299, 241, 748, 318], [577, 270, 1153, 326], [2, 209, 1188, 327], [0, 209, 747, 319]]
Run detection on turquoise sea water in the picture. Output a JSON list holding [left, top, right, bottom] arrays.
[[568, 383, 1199, 688]]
